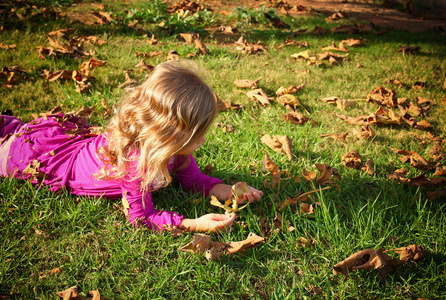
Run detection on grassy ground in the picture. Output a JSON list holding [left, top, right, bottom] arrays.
[[1, 0, 445, 299]]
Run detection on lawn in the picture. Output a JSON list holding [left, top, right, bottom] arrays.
[[1, 0, 445, 299]]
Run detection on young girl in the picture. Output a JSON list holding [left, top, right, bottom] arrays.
[[0, 61, 263, 233]]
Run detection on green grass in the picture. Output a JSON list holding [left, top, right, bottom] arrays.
[[1, 0, 446, 299]]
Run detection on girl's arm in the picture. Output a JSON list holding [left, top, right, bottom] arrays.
[[174, 154, 263, 203], [179, 212, 236, 233]]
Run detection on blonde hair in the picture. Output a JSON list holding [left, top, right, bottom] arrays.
[[97, 61, 217, 191]]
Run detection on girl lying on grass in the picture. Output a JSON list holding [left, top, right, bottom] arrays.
[[0, 61, 263, 233]]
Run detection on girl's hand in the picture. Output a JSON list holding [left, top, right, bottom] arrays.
[[180, 212, 236, 233], [210, 183, 264, 204]]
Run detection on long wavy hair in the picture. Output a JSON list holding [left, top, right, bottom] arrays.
[[96, 61, 217, 191]]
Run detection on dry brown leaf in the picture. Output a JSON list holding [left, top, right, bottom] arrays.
[[341, 150, 362, 168], [300, 202, 319, 218], [315, 163, 338, 185], [261, 134, 294, 161], [56, 286, 90, 300], [388, 168, 408, 183], [397, 149, 430, 170], [100, 98, 112, 116], [80, 58, 106, 77], [336, 113, 369, 125], [232, 182, 253, 203], [302, 168, 317, 182], [291, 49, 310, 59], [336, 99, 356, 110], [135, 60, 154, 72], [162, 224, 188, 237], [119, 70, 137, 88], [282, 111, 308, 125], [384, 244, 427, 262], [318, 52, 348, 60], [23, 159, 44, 182], [275, 82, 306, 96], [263, 153, 281, 188], [333, 248, 395, 277], [179, 234, 212, 253], [409, 173, 446, 188], [367, 106, 402, 126], [434, 166, 446, 176], [205, 241, 228, 261], [320, 132, 348, 142], [246, 88, 271, 106], [226, 232, 265, 254], [166, 50, 180, 61], [276, 40, 308, 50], [356, 125, 375, 140], [277, 94, 309, 113], [367, 86, 397, 107], [40, 69, 73, 81], [233, 77, 262, 89], [341, 38, 363, 47], [272, 212, 294, 233], [361, 158, 375, 175]]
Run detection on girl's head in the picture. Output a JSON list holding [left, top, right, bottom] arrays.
[[99, 60, 217, 190]]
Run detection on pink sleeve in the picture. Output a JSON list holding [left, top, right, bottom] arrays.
[[122, 179, 183, 231], [174, 154, 223, 196]]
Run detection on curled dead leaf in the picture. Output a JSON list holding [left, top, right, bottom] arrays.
[[320, 132, 348, 142], [341, 150, 362, 168], [261, 134, 294, 161], [333, 248, 395, 277], [263, 153, 281, 188], [397, 149, 430, 170], [233, 77, 262, 89], [361, 158, 375, 175], [282, 111, 308, 125], [246, 88, 271, 106], [384, 244, 427, 262]]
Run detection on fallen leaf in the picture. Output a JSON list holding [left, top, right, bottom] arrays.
[[336, 113, 369, 125], [333, 248, 396, 277], [341, 150, 362, 168], [388, 168, 408, 183], [226, 232, 265, 254], [300, 202, 319, 218], [336, 99, 355, 110], [246, 88, 271, 106], [397, 45, 421, 55], [356, 125, 375, 140], [361, 158, 375, 175], [409, 173, 446, 188], [320, 132, 348, 142], [232, 182, 253, 203], [367, 86, 397, 107], [179, 234, 212, 253], [275, 82, 306, 96], [277, 94, 309, 114], [263, 153, 281, 188], [384, 244, 427, 262], [261, 134, 294, 161], [135, 60, 154, 72], [119, 70, 137, 88], [282, 111, 308, 125], [397, 149, 430, 170], [233, 77, 262, 89], [434, 166, 446, 176], [291, 49, 310, 59]]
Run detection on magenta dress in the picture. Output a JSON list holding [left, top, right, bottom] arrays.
[[0, 114, 222, 231]]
